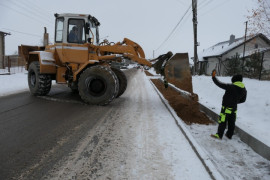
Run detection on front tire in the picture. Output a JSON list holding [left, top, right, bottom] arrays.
[[78, 66, 119, 105], [28, 61, 52, 96]]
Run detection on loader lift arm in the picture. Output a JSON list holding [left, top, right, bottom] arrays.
[[97, 38, 172, 68]]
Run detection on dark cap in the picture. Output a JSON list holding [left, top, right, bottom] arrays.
[[72, 26, 78, 31], [231, 74, 243, 83]]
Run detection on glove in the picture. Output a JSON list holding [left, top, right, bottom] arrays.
[[212, 69, 216, 77]]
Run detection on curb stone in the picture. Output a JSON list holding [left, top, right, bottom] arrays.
[[149, 79, 224, 180]]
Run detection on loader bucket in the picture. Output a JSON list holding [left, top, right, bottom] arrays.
[[153, 51, 173, 75], [153, 52, 193, 94], [164, 53, 193, 94]]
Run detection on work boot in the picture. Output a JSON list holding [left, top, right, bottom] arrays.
[[225, 133, 232, 139], [211, 134, 221, 140]]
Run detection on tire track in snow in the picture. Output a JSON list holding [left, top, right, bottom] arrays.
[[43, 69, 213, 179]]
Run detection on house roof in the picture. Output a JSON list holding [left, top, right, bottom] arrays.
[[198, 33, 270, 61], [0, 31, 11, 35]]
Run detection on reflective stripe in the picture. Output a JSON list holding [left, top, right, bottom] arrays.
[[62, 46, 88, 50], [219, 113, 226, 123], [219, 106, 237, 123], [233, 81, 245, 88], [225, 108, 232, 114], [222, 106, 236, 114], [50, 46, 88, 51], [89, 60, 99, 63]]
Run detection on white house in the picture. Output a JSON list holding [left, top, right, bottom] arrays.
[[197, 33, 270, 79]]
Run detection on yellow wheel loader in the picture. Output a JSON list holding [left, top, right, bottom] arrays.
[[20, 13, 191, 105]]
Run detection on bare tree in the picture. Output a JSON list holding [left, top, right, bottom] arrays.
[[247, 0, 270, 37]]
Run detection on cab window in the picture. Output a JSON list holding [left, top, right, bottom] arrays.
[[68, 19, 85, 43], [55, 17, 64, 42]]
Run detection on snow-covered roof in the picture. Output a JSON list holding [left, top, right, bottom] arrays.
[[0, 31, 11, 35], [198, 33, 270, 61], [56, 13, 90, 18]]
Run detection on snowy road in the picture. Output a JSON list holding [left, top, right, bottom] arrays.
[[44, 69, 214, 179], [0, 69, 213, 179]]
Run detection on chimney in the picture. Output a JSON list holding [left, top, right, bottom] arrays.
[[229, 34, 235, 45]]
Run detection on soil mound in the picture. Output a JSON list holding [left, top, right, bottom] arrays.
[[151, 79, 213, 125], [145, 71, 154, 76]]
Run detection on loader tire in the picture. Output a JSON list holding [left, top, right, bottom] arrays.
[[78, 65, 119, 105], [28, 61, 52, 96], [111, 67, 127, 98]]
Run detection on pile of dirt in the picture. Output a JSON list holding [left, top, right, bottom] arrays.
[[167, 76, 193, 94], [145, 71, 154, 76], [145, 70, 193, 94], [151, 79, 213, 125]]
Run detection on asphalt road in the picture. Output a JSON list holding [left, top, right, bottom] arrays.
[[0, 69, 134, 180]]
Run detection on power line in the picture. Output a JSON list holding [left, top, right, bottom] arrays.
[[24, 0, 54, 15], [198, 0, 209, 7], [9, 0, 53, 24], [199, 0, 231, 17], [155, 4, 192, 51], [173, 0, 187, 6], [198, 0, 214, 10], [159, 11, 192, 52], [1, 28, 42, 38], [0, 2, 53, 28]]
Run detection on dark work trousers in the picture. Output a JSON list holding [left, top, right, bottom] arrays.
[[217, 111, 236, 139]]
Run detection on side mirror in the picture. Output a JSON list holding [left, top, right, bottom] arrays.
[[85, 23, 90, 35]]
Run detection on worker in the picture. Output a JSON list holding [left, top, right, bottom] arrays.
[[211, 69, 247, 140], [68, 26, 79, 43]]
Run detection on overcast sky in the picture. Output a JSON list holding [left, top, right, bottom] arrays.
[[0, 0, 256, 59]]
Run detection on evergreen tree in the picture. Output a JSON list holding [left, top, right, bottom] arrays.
[[225, 53, 242, 76], [244, 52, 263, 78]]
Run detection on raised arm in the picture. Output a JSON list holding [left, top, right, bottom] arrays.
[[212, 69, 229, 90]]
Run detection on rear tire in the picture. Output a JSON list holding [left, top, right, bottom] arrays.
[[28, 61, 52, 96], [111, 67, 127, 98], [78, 65, 119, 105]]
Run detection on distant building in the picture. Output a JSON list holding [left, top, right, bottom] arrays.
[[197, 33, 270, 79], [0, 31, 11, 69]]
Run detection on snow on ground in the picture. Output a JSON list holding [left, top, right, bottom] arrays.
[[0, 70, 28, 97], [187, 123, 270, 180], [1, 68, 270, 179], [192, 75, 270, 148], [44, 70, 213, 179], [148, 68, 270, 179]]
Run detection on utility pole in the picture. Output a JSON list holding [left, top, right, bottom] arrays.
[[242, 21, 248, 74], [192, 0, 198, 74], [0, 31, 11, 69]]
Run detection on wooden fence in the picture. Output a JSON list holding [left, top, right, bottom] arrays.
[[0, 55, 25, 74]]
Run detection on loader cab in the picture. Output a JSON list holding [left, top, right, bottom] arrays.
[[54, 13, 100, 45]]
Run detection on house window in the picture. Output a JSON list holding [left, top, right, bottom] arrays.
[[255, 43, 258, 49]]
